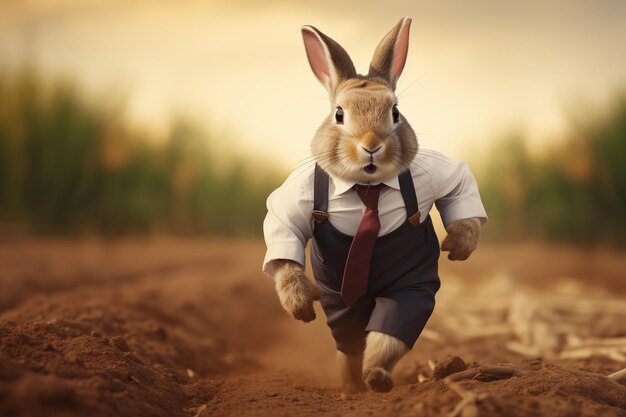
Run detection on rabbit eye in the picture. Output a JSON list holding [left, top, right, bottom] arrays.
[[335, 106, 344, 124], [392, 105, 400, 123]]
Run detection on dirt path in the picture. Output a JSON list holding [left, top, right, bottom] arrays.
[[1, 238, 625, 417]]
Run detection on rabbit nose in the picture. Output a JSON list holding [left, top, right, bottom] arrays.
[[360, 131, 382, 153], [360, 145, 382, 155]]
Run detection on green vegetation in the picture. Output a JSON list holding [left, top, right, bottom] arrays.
[[1, 70, 625, 244], [477, 94, 626, 245], [0, 71, 280, 235]]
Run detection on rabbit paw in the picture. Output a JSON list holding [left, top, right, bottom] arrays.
[[363, 367, 394, 393], [441, 218, 481, 261], [274, 264, 319, 323]]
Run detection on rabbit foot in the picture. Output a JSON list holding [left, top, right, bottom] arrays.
[[338, 351, 367, 393], [363, 367, 393, 393], [361, 331, 408, 393]]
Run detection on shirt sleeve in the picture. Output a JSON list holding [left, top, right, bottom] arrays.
[[432, 155, 488, 228], [262, 166, 315, 277]]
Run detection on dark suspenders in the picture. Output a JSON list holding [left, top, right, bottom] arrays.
[[312, 164, 330, 223], [398, 169, 422, 226], [312, 164, 421, 226]]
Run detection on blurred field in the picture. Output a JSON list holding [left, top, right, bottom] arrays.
[[1, 70, 626, 244], [477, 93, 626, 245], [0, 71, 281, 235], [1, 237, 625, 417]]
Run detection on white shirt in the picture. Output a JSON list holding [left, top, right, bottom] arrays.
[[262, 149, 487, 273]]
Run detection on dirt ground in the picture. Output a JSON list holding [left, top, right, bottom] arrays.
[[0, 237, 625, 417]]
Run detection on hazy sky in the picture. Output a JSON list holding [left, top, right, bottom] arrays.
[[1, 0, 626, 167]]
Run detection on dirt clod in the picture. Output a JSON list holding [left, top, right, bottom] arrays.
[[433, 355, 468, 379], [110, 336, 129, 352]]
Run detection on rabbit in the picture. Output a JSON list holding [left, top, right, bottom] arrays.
[[264, 17, 484, 394]]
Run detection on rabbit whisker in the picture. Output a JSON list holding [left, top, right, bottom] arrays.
[[396, 73, 426, 100]]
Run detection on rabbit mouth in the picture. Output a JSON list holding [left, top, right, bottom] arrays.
[[363, 164, 378, 174]]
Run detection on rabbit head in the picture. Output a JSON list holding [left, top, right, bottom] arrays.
[[302, 17, 417, 183]]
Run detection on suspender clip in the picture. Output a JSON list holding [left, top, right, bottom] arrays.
[[408, 212, 421, 227], [312, 210, 329, 223]]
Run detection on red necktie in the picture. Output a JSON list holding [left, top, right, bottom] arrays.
[[341, 184, 383, 306]]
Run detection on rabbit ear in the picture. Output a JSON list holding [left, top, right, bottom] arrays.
[[301, 25, 357, 95], [368, 17, 412, 90]]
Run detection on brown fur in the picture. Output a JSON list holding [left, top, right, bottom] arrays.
[[301, 26, 356, 101], [362, 331, 409, 393], [337, 351, 367, 393], [369, 19, 407, 87], [302, 20, 418, 185], [360, 131, 379, 152], [441, 218, 482, 261], [310, 78, 418, 184], [268, 259, 319, 322]]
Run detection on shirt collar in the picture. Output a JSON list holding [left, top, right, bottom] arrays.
[[330, 174, 401, 196]]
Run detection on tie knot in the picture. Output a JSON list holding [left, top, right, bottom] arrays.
[[355, 184, 383, 210]]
